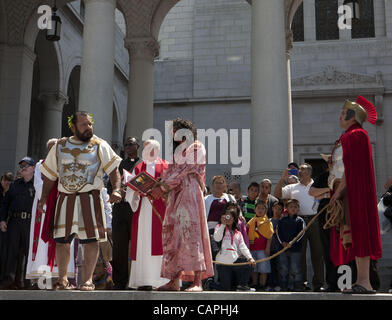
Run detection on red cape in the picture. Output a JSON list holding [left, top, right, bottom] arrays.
[[331, 123, 382, 265], [33, 180, 58, 271], [130, 158, 168, 261]]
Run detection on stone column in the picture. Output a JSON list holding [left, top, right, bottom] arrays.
[[39, 91, 68, 155], [124, 37, 159, 141], [386, 0, 392, 38], [303, 0, 316, 41], [286, 31, 294, 164], [374, 93, 387, 196], [250, 0, 291, 184], [338, 0, 351, 41], [0, 44, 36, 173], [374, 0, 386, 38], [78, 0, 116, 142]]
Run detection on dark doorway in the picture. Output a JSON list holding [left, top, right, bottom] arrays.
[[305, 158, 328, 180]]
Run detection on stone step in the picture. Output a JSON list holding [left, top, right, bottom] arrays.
[[0, 290, 392, 300]]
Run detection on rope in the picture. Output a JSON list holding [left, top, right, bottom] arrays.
[[147, 177, 344, 267], [323, 199, 344, 230], [213, 203, 333, 267], [147, 197, 163, 225]]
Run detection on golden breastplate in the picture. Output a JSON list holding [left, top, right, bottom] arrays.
[[57, 138, 101, 192]]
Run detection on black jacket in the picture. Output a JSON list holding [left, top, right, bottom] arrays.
[[276, 214, 306, 252], [0, 178, 35, 222]]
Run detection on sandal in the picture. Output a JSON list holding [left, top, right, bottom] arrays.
[[342, 284, 376, 294], [79, 281, 95, 291], [54, 280, 75, 291]]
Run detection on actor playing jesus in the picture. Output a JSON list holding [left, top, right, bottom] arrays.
[[330, 96, 382, 294], [153, 118, 214, 292], [124, 139, 169, 290]]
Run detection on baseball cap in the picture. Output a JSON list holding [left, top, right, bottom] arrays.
[[18, 156, 36, 166]]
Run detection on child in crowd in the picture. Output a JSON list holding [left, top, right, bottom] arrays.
[[243, 182, 260, 222], [247, 201, 274, 290], [225, 202, 249, 248], [266, 201, 284, 291], [214, 203, 256, 291], [276, 199, 306, 291]]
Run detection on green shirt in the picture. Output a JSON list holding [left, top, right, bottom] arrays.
[[243, 197, 257, 222]]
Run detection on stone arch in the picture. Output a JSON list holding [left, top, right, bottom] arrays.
[[115, 5, 127, 35], [64, 56, 82, 93], [63, 65, 80, 137], [28, 28, 64, 160], [117, 0, 180, 39], [24, 2, 67, 91], [27, 58, 42, 160], [150, 0, 180, 39], [285, 0, 304, 51], [286, 0, 304, 28], [35, 30, 62, 93], [112, 98, 121, 154]]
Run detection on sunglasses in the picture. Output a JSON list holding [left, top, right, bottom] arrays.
[[19, 164, 31, 169]]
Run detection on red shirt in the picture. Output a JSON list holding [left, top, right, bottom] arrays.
[[249, 231, 267, 251]]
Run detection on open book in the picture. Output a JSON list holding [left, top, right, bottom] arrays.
[[123, 169, 158, 196]]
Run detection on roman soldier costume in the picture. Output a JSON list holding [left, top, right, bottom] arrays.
[[40, 135, 121, 241], [329, 96, 382, 266]]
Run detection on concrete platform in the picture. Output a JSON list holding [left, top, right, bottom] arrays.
[[0, 290, 392, 300]]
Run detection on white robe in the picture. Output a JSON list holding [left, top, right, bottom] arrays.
[[26, 161, 76, 280], [125, 160, 168, 288]]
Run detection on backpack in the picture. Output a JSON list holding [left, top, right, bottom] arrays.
[[210, 227, 227, 260]]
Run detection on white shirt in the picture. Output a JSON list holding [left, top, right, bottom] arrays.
[[101, 187, 112, 229], [282, 180, 315, 216], [214, 224, 253, 264], [329, 145, 345, 190]]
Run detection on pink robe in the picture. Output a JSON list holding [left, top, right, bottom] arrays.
[[160, 141, 214, 282]]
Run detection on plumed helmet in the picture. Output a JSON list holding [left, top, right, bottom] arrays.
[[344, 96, 377, 125]]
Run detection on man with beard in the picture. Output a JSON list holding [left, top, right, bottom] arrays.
[[38, 111, 122, 291], [151, 118, 214, 292]]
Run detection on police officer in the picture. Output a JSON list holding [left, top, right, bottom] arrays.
[[0, 157, 35, 289], [108, 137, 141, 290]]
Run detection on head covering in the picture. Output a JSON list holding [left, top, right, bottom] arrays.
[[344, 96, 377, 125], [18, 156, 35, 166]]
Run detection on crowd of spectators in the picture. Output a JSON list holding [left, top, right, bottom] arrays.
[[203, 161, 384, 292]]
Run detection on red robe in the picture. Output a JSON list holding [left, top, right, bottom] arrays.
[[42, 182, 58, 271], [331, 123, 382, 265], [130, 158, 168, 261], [32, 169, 58, 271]]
